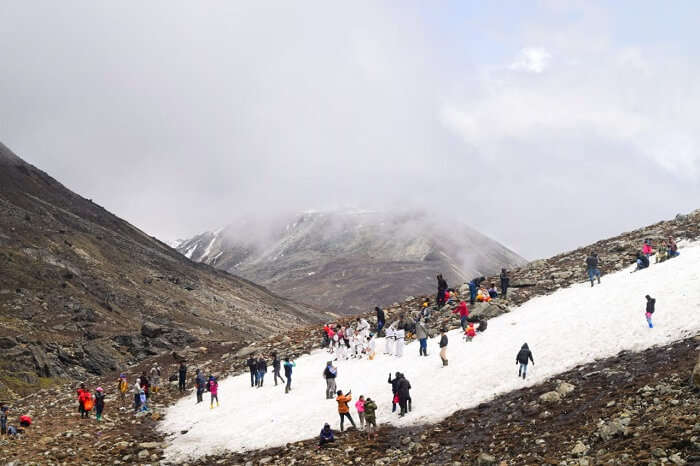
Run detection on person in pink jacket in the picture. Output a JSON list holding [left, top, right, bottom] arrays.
[[642, 240, 653, 256], [355, 395, 366, 430], [208, 376, 219, 409]]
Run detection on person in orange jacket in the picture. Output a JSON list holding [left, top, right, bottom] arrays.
[[464, 323, 476, 342], [336, 390, 356, 432]]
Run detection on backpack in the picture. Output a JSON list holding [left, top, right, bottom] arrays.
[[83, 397, 94, 411]]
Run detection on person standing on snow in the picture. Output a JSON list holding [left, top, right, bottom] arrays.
[[364, 397, 378, 440], [246, 356, 257, 388], [323, 361, 337, 399], [645, 295, 656, 328], [178, 362, 187, 392], [452, 300, 470, 330], [336, 390, 357, 432], [388, 372, 401, 413], [436, 274, 448, 307], [516, 343, 534, 379], [586, 252, 601, 287], [384, 326, 395, 355], [375, 307, 385, 335], [256, 356, 267, 387], [283, 357, 296, 393], [500, 268, 510, 298], [397, 375, 412, 416], [355, 395, 366, 430], [208, 376, 219, 408], [415, 319, 428, 356], [194, 369, 206, 402], [272, 352, 285, 386], [439, 329, 449, 366], [394, 324, 405, 358]]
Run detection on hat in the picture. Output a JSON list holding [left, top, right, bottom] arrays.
[[96, 387, 103, 392]]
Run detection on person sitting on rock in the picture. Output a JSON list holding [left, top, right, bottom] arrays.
[[476, 287, 491, 302], [642, 239, 653, 257], [667, 237, 679, 258], [318, 423, 335, 448], [488, 283, 498, 299]]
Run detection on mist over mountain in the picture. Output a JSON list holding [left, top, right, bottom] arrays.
[[177, 210, 526, 313]]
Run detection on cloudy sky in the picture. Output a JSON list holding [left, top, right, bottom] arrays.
[[1, 1, 699, 259]]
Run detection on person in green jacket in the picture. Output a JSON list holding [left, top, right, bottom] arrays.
[[363, 397, 378, 440]]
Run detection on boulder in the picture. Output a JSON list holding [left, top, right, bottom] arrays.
[[235, 346, 258, 358], [477, 453, 497, 465], [141, 322, 164, 338], [539, 391, 561, 403], [571, 441, 589, 456], [0, 336, 17, 349], [556, 382, 575, 397]]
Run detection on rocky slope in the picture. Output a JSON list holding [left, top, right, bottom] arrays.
[[0, 142, 331, 399], [177, 211, 526, 314]]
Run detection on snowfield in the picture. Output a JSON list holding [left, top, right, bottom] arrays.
[[160, 242, 700, 461]]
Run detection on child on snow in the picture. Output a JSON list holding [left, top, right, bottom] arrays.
[[364, 397, 378, 440], [516, 343, 534, 379], [464, 323, 476, 341], [208, 376, 219, 408], [439, 329, 448, 366], [355, 395, 366, 430], [645, 295, 656, 328]]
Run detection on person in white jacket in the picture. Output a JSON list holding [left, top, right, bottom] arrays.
[[394, 327, 405, 357], [384, 326, 395, 355], [366, 334, 376, 360]]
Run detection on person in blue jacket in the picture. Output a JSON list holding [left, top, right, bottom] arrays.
[[318, 423, 335, 448], [283, 357, 296, 393], [468, 277, 485, 305]]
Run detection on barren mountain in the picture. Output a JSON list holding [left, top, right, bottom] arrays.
[[0, 143, 330, 399], [177, 211, 526, 313]]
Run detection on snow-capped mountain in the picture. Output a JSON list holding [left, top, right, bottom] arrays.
[[177, 211, 526, 313]]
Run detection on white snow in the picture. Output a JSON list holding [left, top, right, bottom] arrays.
[[202, 234, 218, 260], [160, 242, 700, 461], [184, 243, 198, 259]]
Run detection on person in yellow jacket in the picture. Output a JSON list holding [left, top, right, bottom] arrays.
[[117, 374, 128, 404], [336, 390, 357, 432]]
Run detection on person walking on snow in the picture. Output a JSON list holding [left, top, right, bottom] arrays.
[[364, 397, 378, 440], [208, 376, 219, 408], [452, 300, 470, 330], [586, 252, 601, 287], [272, 352, 285, 386], [415, 319, 428, 356], [323, 361, 337, 399], [375, 307, 385, 335], [645, 295, 656, 328], [283, 357, 296, 393], [516, 343, 534, 379], [194, 369, 206, 402], [178, 362, 187, 392], [355, 395, 366, 430], [439, 329, 449, 366], [246, 356, 257, 388], [336, 390, 357, 432]]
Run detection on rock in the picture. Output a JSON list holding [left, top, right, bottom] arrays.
[[597, 417, 631, 441], [571, 441, 588, 456], [477, 452, 497, 465], [137, 450, 149, 459], [138, 442, 161, 449], [259, 457, 273, 464], [556, 382, 575, 396], [692, 353, 700, 389], [539, 391, 561, 403], [235, 346, 257, 358], [141, 322, 165, 338], [669, 453, 687, 465], [401, 436, 411, 446]]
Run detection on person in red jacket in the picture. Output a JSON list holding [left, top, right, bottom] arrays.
[[452, 301, 470, 330], [78, 387, 92, 419], [76, 383, 86, 417], [464, 323, 476, 342]]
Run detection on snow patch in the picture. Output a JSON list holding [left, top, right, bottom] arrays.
[[184, 243, 198, 259], [160, 243, 700, 461]]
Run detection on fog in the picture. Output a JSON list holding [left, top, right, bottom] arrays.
[[1, 1, 699, 259]]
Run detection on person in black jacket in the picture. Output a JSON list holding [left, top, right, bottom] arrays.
[[388, 372, 401, 413], [439, 329, 448, 366], [633, 252, 650, 272], [397, 375, 412, 416], [436, 274, 448, 307], [246, 356, 257, 388], [516, 343, 534, 379], [645, 295, 656, 328], [586, 253, 601, 287], [178, 362, 187, 392], [272, 352, 285, 386], [500, 269, 510, 298], [375, 307, 385, 335], [256, 356, 267, 388]]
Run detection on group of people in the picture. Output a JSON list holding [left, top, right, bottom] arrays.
[[246, 353, 296, 394], [76, 383, 105, 420], [634, 237, 680, 272], [0, 403, 31, 439], [322, 318, 375, 361]]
